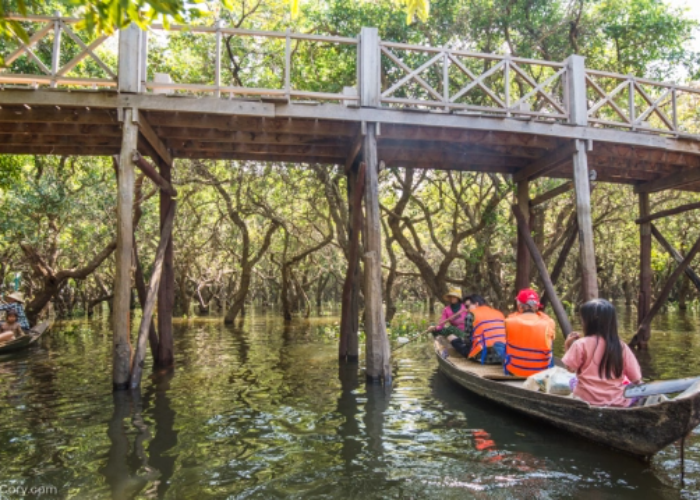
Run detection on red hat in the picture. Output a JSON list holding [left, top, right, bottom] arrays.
[[516, 288, 540, 305]]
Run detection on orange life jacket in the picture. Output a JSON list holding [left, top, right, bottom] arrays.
[[504, 311, 556, 377], [468, 305, 506, 363]]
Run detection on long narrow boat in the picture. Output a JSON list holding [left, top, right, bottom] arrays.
[[0, 321, 51, 355], [434, 337, 700, 459]]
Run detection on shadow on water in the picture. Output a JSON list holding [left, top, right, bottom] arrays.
[[0, 308, 699, 499], [101, 370, 178, 500]]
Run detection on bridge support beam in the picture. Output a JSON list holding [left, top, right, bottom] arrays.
[[572, 140, 599, 301], [637, 192, 652, 347], [157, 158, 175, 368], [362, 124, 391, 384], [515, 180, 531, 293], [113, 108, 137, 391]]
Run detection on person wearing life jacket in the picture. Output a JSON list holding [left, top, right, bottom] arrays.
[[504, 289, 556, 377], [428, 288, 469, 339], [447, 295, 506, 364]]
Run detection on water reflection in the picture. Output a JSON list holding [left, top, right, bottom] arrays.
[[0, 309, 698, 499]]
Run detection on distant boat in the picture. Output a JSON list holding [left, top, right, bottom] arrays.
[[0, 321, 51, 355], [434, 337, 700, 459]]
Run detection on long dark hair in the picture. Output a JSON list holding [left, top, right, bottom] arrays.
[[579, 299, 623, 380]]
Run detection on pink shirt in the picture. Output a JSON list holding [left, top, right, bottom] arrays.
[[562, 336, 642, 408], [435, 304, 467, 331]]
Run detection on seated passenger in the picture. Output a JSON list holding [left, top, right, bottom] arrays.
[[504, 289, 556, 377], [428, 289, 468, 339], [0, 292, 30, 332], [562, 299, 642, 407], [0, 310, 24, 344], [448, 295, 505, 364]]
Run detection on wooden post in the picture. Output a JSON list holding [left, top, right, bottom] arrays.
[[118, 24, 145, 93], [359, 27, 380, 108], [637, 193, 652, 341], [113, 108, 137, 390], [340, 163, 365, 362], [572, 140, 598, 301], [651, 224, 700, 293], [513, 204, 573, 338], [515, 180, 530, 292], [631, 232, 700, 349], [363, 125, 391, 384], [130, 201, 177, 389], [157, 159, 175, 367]]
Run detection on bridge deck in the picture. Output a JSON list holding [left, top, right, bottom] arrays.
[[1, 89, 699, 192]]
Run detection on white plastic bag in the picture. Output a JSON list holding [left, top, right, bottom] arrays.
[[546, 367, 576, 396], [524, 367, 576, 396]]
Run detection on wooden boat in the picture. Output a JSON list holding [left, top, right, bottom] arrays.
[[434, 337, 700, 459], [0, 321, 51, 355]]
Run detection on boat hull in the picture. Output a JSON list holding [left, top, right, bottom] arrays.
[[436, 348, 700, 458], [0, 321, 50, 355]]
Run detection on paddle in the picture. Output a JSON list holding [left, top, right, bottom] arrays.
[[624, 376, 700, 398], [391, 308, 466, 352]]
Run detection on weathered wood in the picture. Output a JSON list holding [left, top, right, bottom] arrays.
[[118, 24, 144, 93], [173, 151, 344, 165], [344, 132, 363, 173], [362, 123, 391, 383], [635, 168, 700, 194], [515, 180, 531, 291], [540, 218, 578, 308], [651, 224, 700, 292], [340, 162, 365, 361], [635, 201, 700, 224], [530, 181, 574, 207], [512, 142, 577, 182], [360, 27, 380, 108], [512, 204, 573, 337], [157, 159, 175, 368], [134, 111, 173, 166], [638, 193, 652, 339], [133, 151, 177, 197], [631, 231, 700, 348], [113, 108, 138, 391], [566, 54, 588, 126], [435, 340, 700, 458], [572, 139, 598, 301], [130, 200, 177, 389]]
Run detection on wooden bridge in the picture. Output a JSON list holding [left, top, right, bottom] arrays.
[[2, 15, 700, 386]]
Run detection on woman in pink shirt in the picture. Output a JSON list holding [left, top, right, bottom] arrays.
[[562, 299, 642, 407]]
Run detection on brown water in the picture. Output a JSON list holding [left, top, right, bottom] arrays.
[[0, 307, 699, 499]]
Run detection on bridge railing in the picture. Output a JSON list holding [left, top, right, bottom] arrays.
[[1, 16, 699, 140], [0, 14, 118, 88], [379, 41, 569, 121]]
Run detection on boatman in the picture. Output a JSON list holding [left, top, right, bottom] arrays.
[[0, 292, 30, 332], [447, 295, 506, 364], [503, 289, 556, 377]]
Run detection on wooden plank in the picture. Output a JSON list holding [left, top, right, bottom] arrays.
[[635, 168, 700, 194], [362, 123, 391, 383], [631, 230, 700, 349], [133, 151, 177, 197], [512, 204, 573, 337], [157, 158, 175, 368], [512, 142, 578, 182], [380, 148, 530, 167], [0, 106, 118, 125], [635, 201, 700, 224], [172, 150, 344, 164], [651, 224, 700, 292], [130, 200, 177, 389], [112, 108, 137, 391], [572, 139, 598, 301], [360, 27, 380, 107], [340, 162, 365, 360], [529, 181, 574, 207], [168, 141, 342, 157], [638, 193, 652, 338], [515, 180, 530, 291], [158, 127, 349, 146], [0, 145, 117, 156], [344, 132, 363, 173], [134, 111, 173, 166], [0, 133, 120, 146], [0, 122, 121, 136]]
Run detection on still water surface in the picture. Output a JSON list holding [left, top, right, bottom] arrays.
[[0, 307, 699, 499]]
